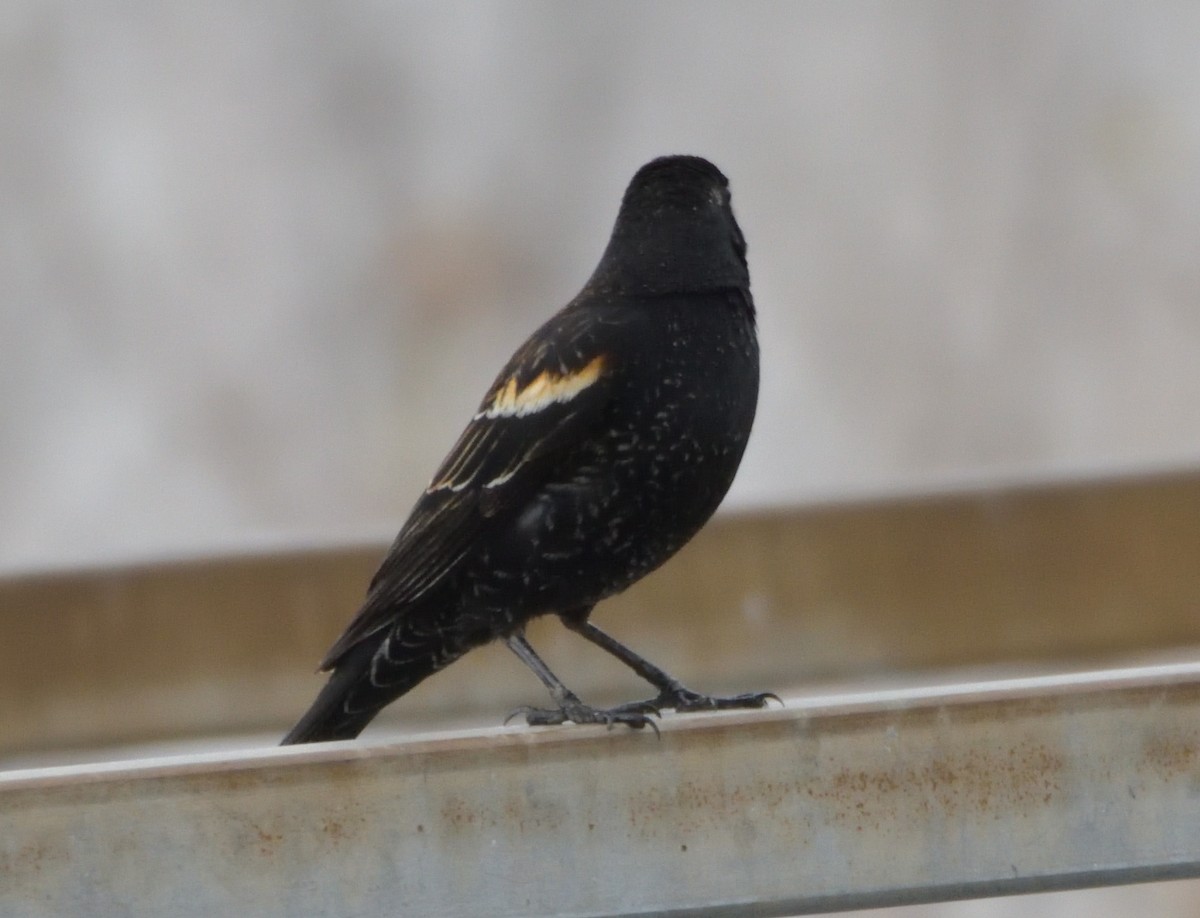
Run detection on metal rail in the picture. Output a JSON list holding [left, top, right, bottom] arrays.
[[4, 663, 1200, 917], [4, 469, 1200, 756]]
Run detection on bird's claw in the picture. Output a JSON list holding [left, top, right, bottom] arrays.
[[653, 687, 782, 713], [607, 698, 663, 718], [505, 701, 660, 736]]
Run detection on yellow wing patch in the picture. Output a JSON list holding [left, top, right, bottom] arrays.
[[481, 354, 607, 419]]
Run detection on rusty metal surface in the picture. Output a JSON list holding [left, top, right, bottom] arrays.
[[4, 468, 1200, 757], [3, 663, 1200, 917]]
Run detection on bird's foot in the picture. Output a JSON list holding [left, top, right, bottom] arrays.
[[628, 684, 782, 714], [505, 697, 660, 734]]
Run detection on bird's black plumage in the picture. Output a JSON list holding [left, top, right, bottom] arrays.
[[282, 155, 771, 745]]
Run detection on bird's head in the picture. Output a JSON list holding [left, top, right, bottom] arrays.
[[587, 155, 750, 296]]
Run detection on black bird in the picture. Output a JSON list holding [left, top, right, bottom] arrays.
[[282, 155, 772, 745]]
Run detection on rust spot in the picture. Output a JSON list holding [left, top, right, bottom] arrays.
[[440, 794, 478, 829], [810, 741, 1065, 831], [629, 776, 797, 836], [625, 738, 1067, 839], [3, 840, 64, 876], [437, 788, 573, 836], [251, 823, 283, 857], [487, 786, 575, 834], [1140, 734, 1197, 782]]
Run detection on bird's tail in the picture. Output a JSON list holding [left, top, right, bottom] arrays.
[[280, 634, 458, 745]]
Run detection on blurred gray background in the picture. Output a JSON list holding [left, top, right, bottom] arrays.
[[3, 2, 1199, 573]]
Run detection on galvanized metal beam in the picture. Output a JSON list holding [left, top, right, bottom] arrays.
[[4, 663, 1200, 917], [4, 469, 1200, 755]]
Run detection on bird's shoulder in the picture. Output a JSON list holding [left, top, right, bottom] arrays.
[[318, 301, 642, 669], [485, 297, 648, 389], [429, 298, 645, 493]]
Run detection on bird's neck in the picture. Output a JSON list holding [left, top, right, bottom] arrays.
[[585, 219, 749, 296]]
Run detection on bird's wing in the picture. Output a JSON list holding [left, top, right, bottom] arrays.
[[318, 305, 630, 670]]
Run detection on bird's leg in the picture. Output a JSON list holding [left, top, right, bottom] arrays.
[[503, 629, 658, 731], [559, 614, 780, 714]]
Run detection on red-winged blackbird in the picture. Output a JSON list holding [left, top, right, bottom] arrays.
[[282, 155, 772, 745]]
